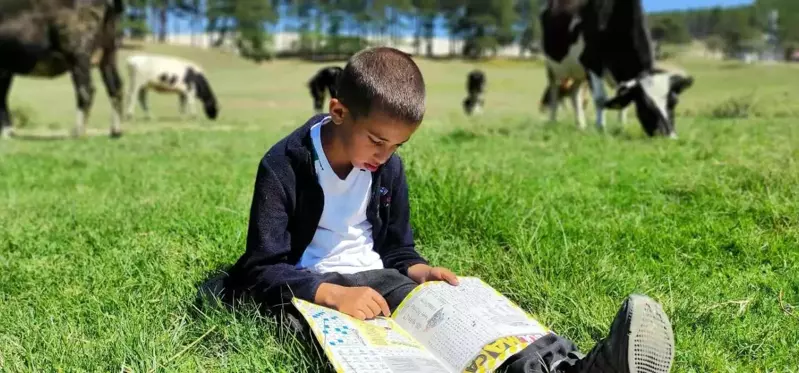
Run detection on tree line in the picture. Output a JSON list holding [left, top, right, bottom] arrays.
[[122, 0, 799, 61], [649, 0, 799, 59], [123, 0, 538, 60]]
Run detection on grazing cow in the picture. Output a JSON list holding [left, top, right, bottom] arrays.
[[125, 54, 219, 120], [541, 0, 694, 138], [308, 66, 342, 113], [463, 69, 486, 115], [0, 0, 125, 139]]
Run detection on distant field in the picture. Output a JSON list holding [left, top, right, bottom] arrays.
[[1, 44, 797, 372]]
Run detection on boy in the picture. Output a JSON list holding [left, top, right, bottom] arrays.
[[216, 47, 675, 373]]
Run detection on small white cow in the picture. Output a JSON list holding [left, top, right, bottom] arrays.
[[125, 54, 219, 120]]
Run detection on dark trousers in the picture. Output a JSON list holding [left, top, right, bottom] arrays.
[[274, 268, 418, 337], [269, 268, 581, 373]]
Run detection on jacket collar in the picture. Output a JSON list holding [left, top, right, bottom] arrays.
[[286, 114, 390, 177]]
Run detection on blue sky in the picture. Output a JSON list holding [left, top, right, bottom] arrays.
[[644, 0, 753, 12]]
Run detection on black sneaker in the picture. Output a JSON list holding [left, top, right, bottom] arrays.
[[565, 294, 675, 373], [195, 272, 229, 309]]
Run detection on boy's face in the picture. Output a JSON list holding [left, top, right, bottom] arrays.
[[329, 99, 419, 172]]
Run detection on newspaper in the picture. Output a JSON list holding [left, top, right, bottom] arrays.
[[292, 277, 551, 373]]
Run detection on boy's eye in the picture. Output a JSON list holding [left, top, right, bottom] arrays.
[[369, 137, 384, 146]]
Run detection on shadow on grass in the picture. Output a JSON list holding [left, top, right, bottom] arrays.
[[190, 266, 335, 373], [10, 133, 72, 141], [9, 128, 122, 141]]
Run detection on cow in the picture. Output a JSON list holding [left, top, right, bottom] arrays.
[[541, 0, 694, 138], [308, 66, 342, 113], [463, 69, 486, 115], [0, 0, 125, 139], [125, 54, 219, 121]]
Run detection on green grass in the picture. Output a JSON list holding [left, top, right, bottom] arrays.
[[1, 44, 798, 372]]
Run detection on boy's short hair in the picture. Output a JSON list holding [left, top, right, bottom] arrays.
[[337, 47, 426, 124]]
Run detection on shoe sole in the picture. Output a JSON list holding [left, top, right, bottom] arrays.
[[627, 295, 675, 373]]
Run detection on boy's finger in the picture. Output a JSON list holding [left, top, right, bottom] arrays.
[[373, 293, 391, 316], [354, 310, 367, 320], [444, 272, 458, 286], [444, 271, 459, 285], [364, 300, 381, 319]]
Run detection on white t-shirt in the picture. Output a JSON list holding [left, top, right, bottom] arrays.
[[296, 117, 385, 274]]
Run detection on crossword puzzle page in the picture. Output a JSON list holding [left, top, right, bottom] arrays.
[[392, 277, 551, 372], [293, 298, 450, 373], [293, 277, 551, 373]]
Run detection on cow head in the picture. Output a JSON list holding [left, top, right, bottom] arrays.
[[327, 67, 343, 98], [604, 71, 694, 138], [188, 70, 219, 120]]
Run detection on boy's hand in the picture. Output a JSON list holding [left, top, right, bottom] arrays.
[[408, 264, 459, 286], [315, 283, 391, 320]]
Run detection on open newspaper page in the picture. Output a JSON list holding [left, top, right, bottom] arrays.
[[292, 298, 452, 373], [391, 277, 552, 373]]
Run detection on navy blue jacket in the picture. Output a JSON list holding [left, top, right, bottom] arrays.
[[225, 114, 428, 308]]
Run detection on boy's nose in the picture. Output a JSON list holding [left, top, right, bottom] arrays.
[[374, 150, 392, 165]]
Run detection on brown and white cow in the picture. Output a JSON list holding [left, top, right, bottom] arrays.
[[0, 0, 125, 139]]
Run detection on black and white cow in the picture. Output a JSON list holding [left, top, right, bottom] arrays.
[[0, 0, 125, 139], [308, 66, 343, 113], [541, 0, 694, 138], [125, 54, 218, 120], [463, 69, 486, 115]]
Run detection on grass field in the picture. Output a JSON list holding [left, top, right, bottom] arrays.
[[1, 44, 798, 372]]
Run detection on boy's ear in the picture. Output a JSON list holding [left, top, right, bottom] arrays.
[[328, 98, 348, 125]]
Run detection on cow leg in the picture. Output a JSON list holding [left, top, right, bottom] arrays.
[[186, 91, 198, 118], [619, 107, 628, 125], [546, 88, 560, 124], [125, 73, 141, 120], [178, 93, 188, 117], [588, 71, 607, 132], [0, 72, 13, 139], [545, 68, 559, 123], [473, 94, 483, 115], [69, 56, 95, 138], [99, 54, 123, 138], [570, 83, 587, 130], [137, 88, 151, 120]]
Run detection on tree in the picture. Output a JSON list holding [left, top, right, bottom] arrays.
[[515, 0, 540, 55], [705, 35, 724, 56], [453, 0, 517, 58], [756, 0, 799, 49], [412, 0, 438, 57], [493, 0, 517, 48], [708, 6, 723, 36], [441, 0, 466, 56], [235, 0, 278, 61], [205, 0, 278, 60], [650, 16, 691, 44], [716, 8, 761, 56], [122, 0, 150, 40], [154, 0, 169, 42]]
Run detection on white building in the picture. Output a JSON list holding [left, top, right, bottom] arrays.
[[143, 31, 531, 58]]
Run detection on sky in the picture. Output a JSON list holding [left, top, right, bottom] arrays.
[[643, 0, 753, 12]]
